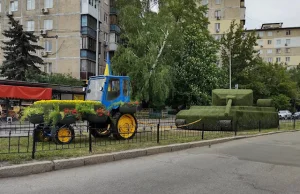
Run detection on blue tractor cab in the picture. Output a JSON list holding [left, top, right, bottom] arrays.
[[85, 75, 137, 140]]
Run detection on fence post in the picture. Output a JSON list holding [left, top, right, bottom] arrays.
[[89, 124, 92, 153], [235, 121, 238, 136], [258, 120, 261, 132], [157, 123, 160, 144], [293, 118, 296, 130], [32, 128, 36, 159]]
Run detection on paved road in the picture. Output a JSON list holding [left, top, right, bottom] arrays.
[[2, 132, 300, 194]]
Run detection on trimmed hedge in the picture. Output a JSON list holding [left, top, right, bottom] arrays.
[[257, 99, 274, 107], [212, 89, 253, 106]]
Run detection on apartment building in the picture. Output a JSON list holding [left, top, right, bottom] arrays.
[[201, 0, 246, 40], [246, 23, 300, 68], [0, 0, 110, 80]]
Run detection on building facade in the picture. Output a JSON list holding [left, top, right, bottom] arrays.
[[201, 0, 246, 40], [0, 0, 110, 80], [246, 23, 300, 68]]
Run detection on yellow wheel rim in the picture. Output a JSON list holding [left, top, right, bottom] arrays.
[[117, 114, 136, 139], [57, 128, 72, 143]]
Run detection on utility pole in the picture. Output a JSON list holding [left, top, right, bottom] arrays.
[[229, 48, 231, 89], [95, 0, 100, 76]]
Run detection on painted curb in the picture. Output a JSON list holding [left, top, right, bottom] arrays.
[[0, 130, 298, 178]]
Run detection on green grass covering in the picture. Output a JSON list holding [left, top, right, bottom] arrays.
[[212, 89, 253, 106], [257, 99, 274, 107], [231, 106, 276, 112], [225, 99, 232, 116]]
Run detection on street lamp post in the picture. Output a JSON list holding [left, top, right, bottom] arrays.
[[229, 48, 231, 89], [95, 0, 100, 76]]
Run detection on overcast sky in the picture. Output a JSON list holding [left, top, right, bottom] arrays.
[[245, 0, 300, 29]]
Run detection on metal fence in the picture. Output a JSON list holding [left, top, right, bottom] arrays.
[[0, 114, 299, 159]]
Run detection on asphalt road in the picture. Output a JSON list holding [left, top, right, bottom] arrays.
[[1, 132, 300, 194]]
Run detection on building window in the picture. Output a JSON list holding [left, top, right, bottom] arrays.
[[27, 21, 34, 31], [257, 40, 263, 46], [27, 0, 35, 10], [286, 39, 291, 45], [267, 58, 273, 62], [214, 35, 221, 41], [286, 48, 291, 53], [82, 36, 97, 52], [276, 49, 281, 54], [276, 39, 281, 45], [286, 57, 290, 62], [104, 13, 108, 24], [267, 49, 272, 54], [215, 0, 221, 4], [286, 30, 291, 35], [202, 0, 208, 5], [258, 31, 264, 38], [44, 62, 52, 73], [276, 57, 281, 63], [267, 40, 272, 45], [0, 2, 2, 12], [44, 40, 52, 52], [267, 31, 272, 36], [258, 50, 263, 54], [215, 10, 221, 18], [10, 0, 18, 11], [80, 59, 96, 80], [104, 33, 108, 42], [215, 23, 220, 32], [44, 20, 53, 30], [44, 0, 53, 8]]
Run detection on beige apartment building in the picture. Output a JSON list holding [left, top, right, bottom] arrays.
[[201, 0, 246, 40], [246, 23, 300, 68], [0, 0, 110, 80]]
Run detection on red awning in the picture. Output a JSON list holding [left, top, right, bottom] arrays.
[[0, 85, 52, 100]]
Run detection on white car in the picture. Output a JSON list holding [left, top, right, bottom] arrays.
[[278, 110, 292, 120]]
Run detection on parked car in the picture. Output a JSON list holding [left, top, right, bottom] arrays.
[[278, 110, 292, 120], [292, 112, 300, 119]]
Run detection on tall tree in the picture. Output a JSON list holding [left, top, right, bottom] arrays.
[[1, 15, 44, 81], [220, 21, 259, 88]]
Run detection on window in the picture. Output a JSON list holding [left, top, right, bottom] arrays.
[[44, 20, 53, 30], [0, 2, 2, 12], [258, 50, 263, 54], [44, 63, 52, 73], [286, 39, 291, 45], [107, 79, 120, 101], [215, 23, 220, 32], [27, 21, 34, 31], [104, 13, 108, 24], [286, 30, 291, 35], [276, 39, 281, 45], [44, 40, 52, 52], [276, 49, 281, 54], [202, 0, 208, 5], [286, 57, 290, 62], [257, 40, 263, 46], [215, 0, 221, 4], [258, 31, 264, 38], [27, 0, 35, 10], [104, 33, 108, 42], [286, 48, 291, 53], [82, 37, 97, 52], [215, 10, 221, 18], [267, 49, 272, 54], [10, 0, 18, 11], [276, 57, 281, 62], [123, 80, 129, 96], [267, 40, 272, 45], [267, 58, 273, 62], [44, 0, 53, 8], [267, 31, 273, 36], [214, 35, 221, 41]]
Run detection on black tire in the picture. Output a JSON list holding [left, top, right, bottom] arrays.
[[112, 112, 137, 140], [51, 125, 75, 144], [89, 122, 111, 138], [34, 124, 51, 142]]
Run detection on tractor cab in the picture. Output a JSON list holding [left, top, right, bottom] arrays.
[[85, 75, 130, 109]]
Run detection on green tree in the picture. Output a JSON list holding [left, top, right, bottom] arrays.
[[26, 73, 84, 87], [1, 15, 44, 81], [220, 21, 259, 88]]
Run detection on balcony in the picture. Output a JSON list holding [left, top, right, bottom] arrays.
[[81, 0, 98, 19], [110, 24, 121, 33], [81, 27, 97, 39], [80, 50, 96, 61], [240, 7, 246, 20], [110, 7, 119, 15]]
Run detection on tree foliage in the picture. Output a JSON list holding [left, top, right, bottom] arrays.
[[25, 73, 84, 87], [1, 15, 44, 81]]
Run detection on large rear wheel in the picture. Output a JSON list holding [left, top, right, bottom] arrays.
[[89, 122, 111, 138], [113, 113, 137, 140], [52, 125, 75, 144]]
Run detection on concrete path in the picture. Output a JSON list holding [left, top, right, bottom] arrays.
[[1, 131, 300, 194]]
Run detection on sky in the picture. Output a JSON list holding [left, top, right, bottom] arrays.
[[245, 0, 300, 29]]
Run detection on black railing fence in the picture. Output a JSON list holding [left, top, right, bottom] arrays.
[[0, 112, 299, 159]]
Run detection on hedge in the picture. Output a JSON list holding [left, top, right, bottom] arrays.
[[212, 89, 253, 106], [257, 99, 274, 107]]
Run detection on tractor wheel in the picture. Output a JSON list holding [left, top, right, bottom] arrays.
[[52, 125, 75, 144], [34, 124, 51, 142], [89, 122, 111, 138], [113, 113, 137, 140]]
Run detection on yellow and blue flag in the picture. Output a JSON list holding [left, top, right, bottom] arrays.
[[104, 52, 112, 76]]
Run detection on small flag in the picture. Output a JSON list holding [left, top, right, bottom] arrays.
[[104, 52, 112, 76]]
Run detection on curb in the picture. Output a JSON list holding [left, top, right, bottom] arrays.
[[0, 130, 298, 178]]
